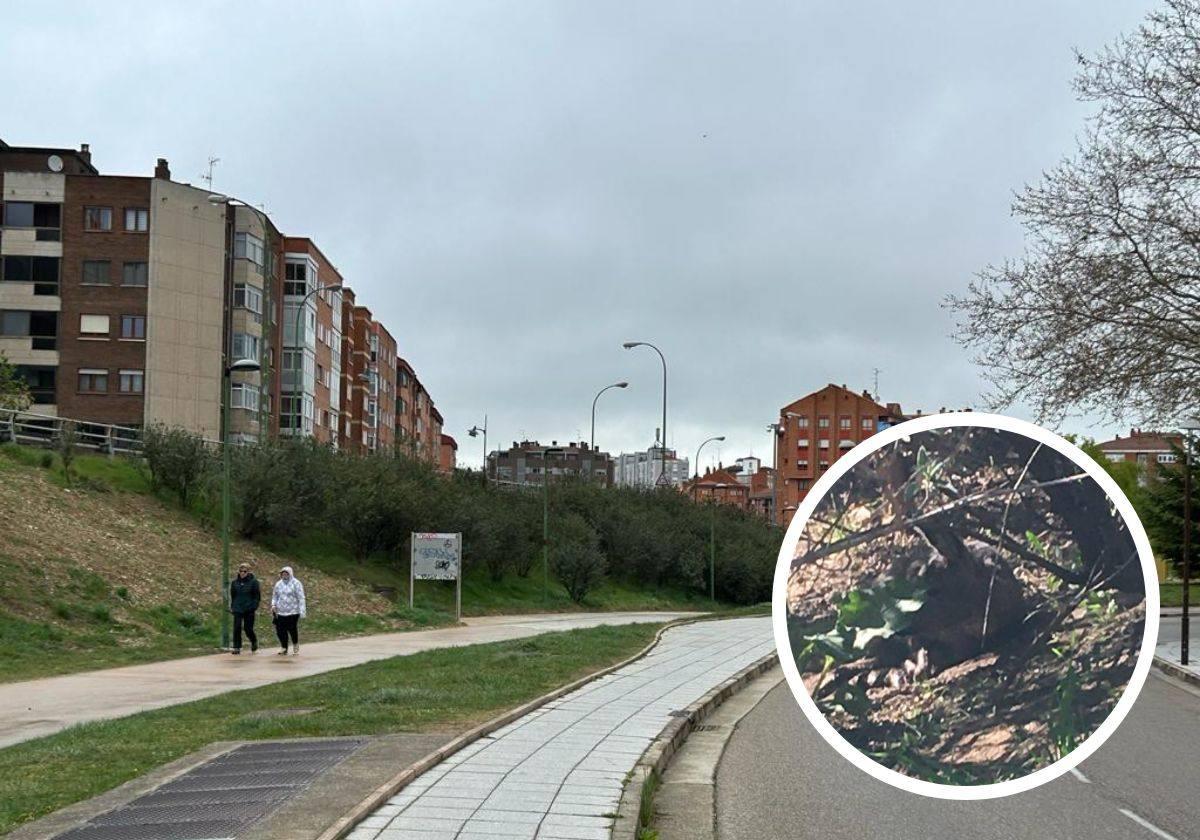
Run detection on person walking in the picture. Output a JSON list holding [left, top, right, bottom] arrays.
[[229, 562, 261, 654], [271, 565, 306, 655]]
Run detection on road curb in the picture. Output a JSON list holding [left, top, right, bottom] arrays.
[[315, 614, 731, 840], [1153, 655, 1200, 689], [611, 649, 780, 840]]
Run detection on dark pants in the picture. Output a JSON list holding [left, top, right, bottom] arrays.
[[233, 610, 257, 651], [274, 613, 300, 650]]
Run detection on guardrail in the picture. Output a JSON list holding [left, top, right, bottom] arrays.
[[0, 409, 144, 456]]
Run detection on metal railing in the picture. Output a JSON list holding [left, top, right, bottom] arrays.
[[0, 408, 144, 456]]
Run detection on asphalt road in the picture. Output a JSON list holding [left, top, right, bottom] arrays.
[[716, 669, 1200, 840]]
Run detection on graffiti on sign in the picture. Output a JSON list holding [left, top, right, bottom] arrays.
[[412, 532, 461, 581]]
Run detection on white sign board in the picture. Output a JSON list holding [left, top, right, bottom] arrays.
[[412, 533, 461, 580], [410, 532, 463, 621]]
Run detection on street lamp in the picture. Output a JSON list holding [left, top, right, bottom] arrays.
[[540, 445, 564, 604], [693, 435, 725, 501], [623, 341, 667, 486], [767, 422, 782, 526], [291, 284, 344, 438], [1181, 418, 1200, 665], [590, 382, 628, 455], [710, 483, 728, 602], [468, 417, 488, 485], [220, 357, 262, 649]]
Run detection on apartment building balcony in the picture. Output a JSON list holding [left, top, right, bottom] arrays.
[[0, 227, 63, 258], [0, 336, 58, 366]]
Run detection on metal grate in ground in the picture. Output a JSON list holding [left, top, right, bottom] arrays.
[[54, 739, 364, 840]]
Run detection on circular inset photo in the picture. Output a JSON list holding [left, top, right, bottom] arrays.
[[771, 413, 1156, 799]]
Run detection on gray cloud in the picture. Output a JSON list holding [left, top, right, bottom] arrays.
[[0, 1, 1156, 468]]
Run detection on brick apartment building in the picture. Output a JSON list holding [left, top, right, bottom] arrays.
[[395, 357, 446, 468], [439, 433, 457, 475], [776, 383, 908, 527], [1096, 428, 1185, 481], [1, 138, 448, 457], [488, 440, 614, 486], [686, 466, 750, 509]]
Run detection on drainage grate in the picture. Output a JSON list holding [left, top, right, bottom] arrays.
[[54, 739, 364, 840]]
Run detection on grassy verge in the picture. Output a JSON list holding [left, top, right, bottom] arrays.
[[1160, 582, 1200, 608], [0, 621, 664, 835]]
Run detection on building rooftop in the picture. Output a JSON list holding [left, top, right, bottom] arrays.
[[1096, 429, 1183, 453]]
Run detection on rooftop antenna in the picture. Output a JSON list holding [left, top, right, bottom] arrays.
[[872, 367, 881, 400], [201, 156, 220, 189]]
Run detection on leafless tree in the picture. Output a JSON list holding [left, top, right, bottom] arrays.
[[947, 0, 1200, 425]]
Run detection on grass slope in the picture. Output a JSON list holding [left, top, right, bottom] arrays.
[[0, 446, 716, 682], [0, 621, 663, 835]]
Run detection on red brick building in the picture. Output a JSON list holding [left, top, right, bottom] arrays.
[[686, 466, 750, 509], [1096, 429, 1184, 478], [776, 384, 907, 527], [439, 433, 457, 474]]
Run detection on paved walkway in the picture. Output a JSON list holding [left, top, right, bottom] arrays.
[[1155, 615, 1200, 680], [346, 616, 773, 840], [0, 612, 697, 749]]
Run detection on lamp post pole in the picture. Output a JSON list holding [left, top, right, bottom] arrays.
[[590, 382, 629, 454], [220, 359, 261, 650], [693, 435, 725, 501], [767, 422, 781, 526], [469, 418, 488, 486], [1184, 426, 1195, 665], [623, 342, 666, 486]]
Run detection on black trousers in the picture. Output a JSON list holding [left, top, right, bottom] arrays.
[[274, 613, 300, 649], [233, 610, 257, 650]]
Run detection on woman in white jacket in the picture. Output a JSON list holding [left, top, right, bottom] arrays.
[[271, 565, 307, 655]]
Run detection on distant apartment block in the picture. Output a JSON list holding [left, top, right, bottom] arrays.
[[1096, 428, 1184, 483], [686, 466, 750, 509], [439, 433, 457, 475], [776, 383, 908, 527], [488, 440, 614, 486], [613, 443, 690, 489], [395, 357, 445, 468], [1, 138, 447, 456]]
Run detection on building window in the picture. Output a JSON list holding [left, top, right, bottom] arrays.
[[79, 314, 110, 336], [124, 208, 149, 232], [78, 369, 108, 393], [231, 382, 260, 411], [818, 416, 830, 428], [118, 369, 144, 394], [233, 283, 263, 318], [231, 333, 260, 361], [120, 315, 146, 340], [234, 232, 265, 266], [1158, 453, 1178, 464], [4, 201, 61, 231], [839, 416, 851, 430], [84, 206, 113, 231], [3, 256, 60, 288], [818, 439, 830, 449], [797, 438, 809, 448], [862, 417, 873, 429], [797, 416, 809, 429], [82, 260, 111, 285], [797, 459, 809, 468], [122, 262, 148, 287], [284, 261, 307, 296]]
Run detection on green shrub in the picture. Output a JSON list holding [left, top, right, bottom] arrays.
[[39, 452, 53, 470], [143, 425, 212, 508], [550, 512, 608, 603]]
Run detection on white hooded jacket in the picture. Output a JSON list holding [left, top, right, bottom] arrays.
[[271, 567, 307, 618]]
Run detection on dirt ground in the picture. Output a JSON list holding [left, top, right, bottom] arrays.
[[786, 427, 1146, 785]]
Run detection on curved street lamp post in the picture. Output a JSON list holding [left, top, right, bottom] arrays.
[[623, 341, 667, 485]]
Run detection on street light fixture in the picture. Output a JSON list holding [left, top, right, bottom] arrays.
[[468, 417, 488, 486], [623, 341, 667, 486], [767, 422, 782, 526], [220, 357, 262, 649], [693, 435, 725, 501], [590, 382, 628, 455], [1181, 417, 1200, 665]]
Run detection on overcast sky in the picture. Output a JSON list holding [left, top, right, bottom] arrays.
[[1, 2, 1157, 470]]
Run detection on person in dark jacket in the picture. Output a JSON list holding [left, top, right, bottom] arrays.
[[229, 563, 261, 654]]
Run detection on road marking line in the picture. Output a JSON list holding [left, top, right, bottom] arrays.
[[1068, 767, 1090, 783], [1120, 808, 1179, 840]]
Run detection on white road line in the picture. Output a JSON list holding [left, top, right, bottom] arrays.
[[1068, 767, 1090, 783], [1120, 808, 1179, 840]]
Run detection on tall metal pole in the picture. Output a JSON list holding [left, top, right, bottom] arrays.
[[710, 503, 716, 602], [1184, 429, 1193, 666], [623, 342, 666, 486], [693, 435, 724, 501], [768, 423, 780, 526], [543, 453, 550, 605], [590, 382, 628, 454], [220, 368, 232, 649]]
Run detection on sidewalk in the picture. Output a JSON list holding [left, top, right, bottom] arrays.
[[1155, 613, 1200, 683], [0, 611, 698, 750], [345, 616, 773, 840]]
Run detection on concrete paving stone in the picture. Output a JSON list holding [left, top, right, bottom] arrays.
[[388, 815, 467, 832], [353, 618, 771, 840]]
